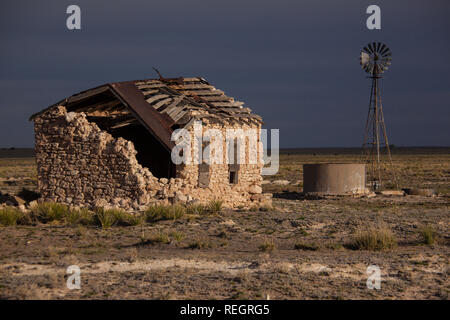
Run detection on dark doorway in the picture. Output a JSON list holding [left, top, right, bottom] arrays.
[[111, 124, 176, 179]]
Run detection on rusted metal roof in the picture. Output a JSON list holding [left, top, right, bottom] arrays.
[[30, 77, 262, 151], [109, 81, 175, 151]]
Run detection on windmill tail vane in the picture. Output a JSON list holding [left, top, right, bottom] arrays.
[[359, 42, 398, 191]]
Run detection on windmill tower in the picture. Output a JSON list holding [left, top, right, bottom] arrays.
[[359, 42, 398, 190]]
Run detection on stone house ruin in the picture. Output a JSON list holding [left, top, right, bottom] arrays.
[[30, 76, 272, 210]]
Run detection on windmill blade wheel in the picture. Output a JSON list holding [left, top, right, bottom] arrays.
[[360, 42, 392, 75]]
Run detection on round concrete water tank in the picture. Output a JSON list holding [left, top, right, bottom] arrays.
[[303, 163, 366, 195]]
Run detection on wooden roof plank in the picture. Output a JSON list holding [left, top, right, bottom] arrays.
[[210, 101, 244, 107], [140, 89, 159, 96], [67, 86, 110, 104], [197, 95, 233, 102], [153, 98, 173, 110], [161, 95, 185, 115], [181, 89, 225, 96], [146, 94, 169, 104], [167, 105, 186, 119], [137, 83, 165, 89], [169, 84, 214, 90], [171, 110, 188, 123]]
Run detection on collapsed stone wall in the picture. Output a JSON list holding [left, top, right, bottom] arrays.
[[34, 106, 161, 210], [33, 106, 271, 210]]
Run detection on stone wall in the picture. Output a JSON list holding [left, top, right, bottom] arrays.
[[171, 119, 269, 207], [33, 106, 271, 210]]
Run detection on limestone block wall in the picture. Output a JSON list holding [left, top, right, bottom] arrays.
[[34, 106, 160, 210], [33, 106, 271, 210], [170, 120, 269, 207]]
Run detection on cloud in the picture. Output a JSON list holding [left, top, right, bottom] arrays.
[[0, 0, 449, 147]]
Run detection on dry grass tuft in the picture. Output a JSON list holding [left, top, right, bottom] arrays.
[[188, 238, 210, 249], [349, 223, 397, 251], [28, 202, 143, 228], [66, 207, 94, 226], [169, 230, 185, 242], [294, 242, 319, 251], [94, 208, 119, 229], [112, 210, 144, 226], [419, 225, 437, 245], [141, 231, 171, 245], [259, 239, 276, 252], [31, 202, 69, 223], [0, 206, 25, 226], [145, 204, 185, 222], [207, 199, 223, 214], [185, 203, 206, 215]]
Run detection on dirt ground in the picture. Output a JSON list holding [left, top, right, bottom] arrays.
[[0, 148, 449, 300]]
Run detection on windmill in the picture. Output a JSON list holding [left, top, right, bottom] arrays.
[[359, 42, 398, 190]]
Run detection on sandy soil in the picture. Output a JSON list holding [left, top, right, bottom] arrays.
[[0, 195, 448, 300], [0, 149, 448, 299]]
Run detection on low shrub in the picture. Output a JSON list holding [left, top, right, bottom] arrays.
[[420, 225, 437, 245], [169, 230, 185, 242], [207, 200, 223, 214], [188, 239, 210, 249], [94, 208, 118, 229], [324, 243, 344, 250], [66, 208, 94, 226], [112, 209, 143, 226], [349, 223, 397, 250], [145, 204, 185, 222], [31, 202, 70, 223], [142, 231, 171, 245], [259, 239, 275, 252], [294, 242, 319, 251], [0, 207, 25, 226], [12, 201, 142, 228], [185, 203, 206, 215]]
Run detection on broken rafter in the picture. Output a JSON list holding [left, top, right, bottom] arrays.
[[169, 83, 214, 90], [137, 83, 165, 90], [210, 101, 244, 107], [161, 95, 185, 114], [67, 86, 110, 105], [153, 98, 173, 110], [77, 99, 126, 115], [181, 89, 225, 96], [196, 95, 233, 102], [110, 118, 140, 129], [171, 109, 188, 123], [146, 94, 169, 104]]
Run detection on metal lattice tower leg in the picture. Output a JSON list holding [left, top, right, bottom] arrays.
[[361, 75, 399, 190]]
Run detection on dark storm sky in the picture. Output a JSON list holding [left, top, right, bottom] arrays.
[[0, 0, 449, 148]]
